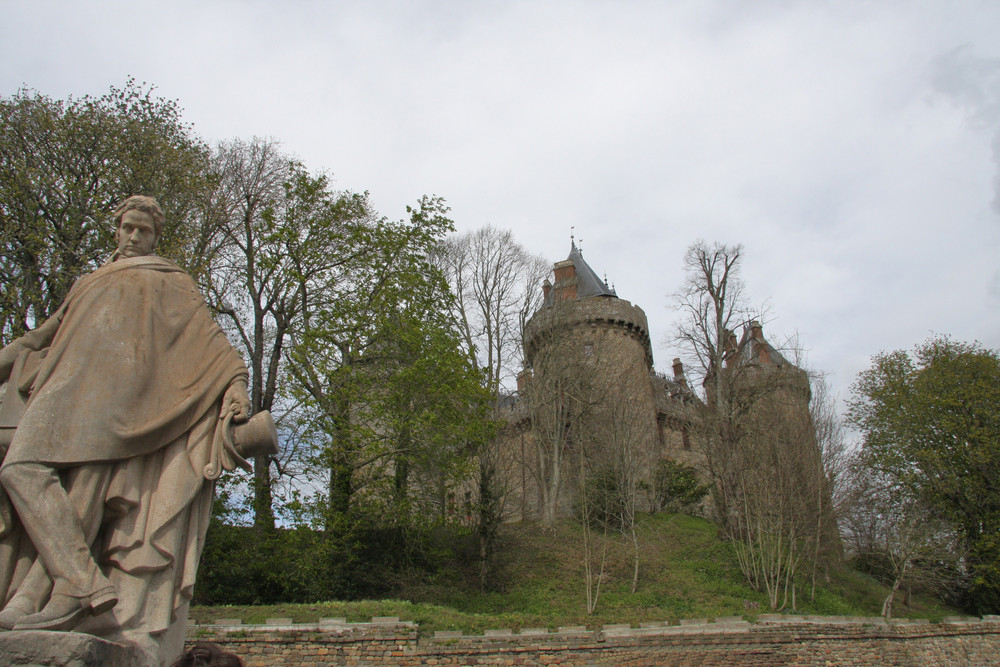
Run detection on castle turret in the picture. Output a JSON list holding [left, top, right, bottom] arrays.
[[520, 242, 660, 520], [526, 242, 649, 369]]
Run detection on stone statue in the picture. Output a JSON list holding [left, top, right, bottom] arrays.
[[0, 196, 269, 665]]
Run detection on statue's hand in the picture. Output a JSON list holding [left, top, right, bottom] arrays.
[[222, 379, 251, 423]]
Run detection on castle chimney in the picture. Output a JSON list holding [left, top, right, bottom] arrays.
[[516, 369, 533, 394], [542, 279, 552, 302], [671, 358, 688, 388], [552, 259, 577, 302], [724, 329, 739, 369], [748, 320, 770, 364]]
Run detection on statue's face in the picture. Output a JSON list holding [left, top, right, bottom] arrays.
[[116, 210, 158, 258]]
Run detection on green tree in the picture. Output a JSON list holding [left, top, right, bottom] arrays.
[[847, 336, 1000, 613], [288, 196, 489, 531], [651, 459, 710, 513], [372, 305, 493, 525], [0, 80, 211, 342], [202, 136, 374, 530]]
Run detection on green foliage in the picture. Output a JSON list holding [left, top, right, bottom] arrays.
[[193, 513, 956, 631], [847, 336, 1000, 614], [0, 79, 211, 342], [0, 81, 490, 609], [195, 515, 476, 605], [579, 467, 628, 531], [286, 195, 494, 531], [650, 459, 710, 513]]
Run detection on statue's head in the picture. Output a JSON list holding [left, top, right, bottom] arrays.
[[112, 195, 164, 258]]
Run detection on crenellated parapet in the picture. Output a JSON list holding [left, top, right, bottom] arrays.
[[523, 296, 653, 370]]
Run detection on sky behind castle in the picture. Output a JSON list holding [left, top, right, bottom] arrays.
[[3, 1, 1000, 416]]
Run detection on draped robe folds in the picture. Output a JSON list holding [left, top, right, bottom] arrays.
[[0, 255, 248, 661]]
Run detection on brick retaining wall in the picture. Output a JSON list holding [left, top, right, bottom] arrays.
[[187, 615, 1000, 666]]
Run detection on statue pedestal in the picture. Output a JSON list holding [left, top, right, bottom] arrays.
[[0, 630, 155, 666]]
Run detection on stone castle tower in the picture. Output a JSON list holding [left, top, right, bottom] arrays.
[[706, 320, 841, 553], [506, 243, 703, 522], [501, 240, 838, 569]]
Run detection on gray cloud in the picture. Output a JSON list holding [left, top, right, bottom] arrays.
[[2, 0, 1000, 408], [928, 46, 1000, 214]]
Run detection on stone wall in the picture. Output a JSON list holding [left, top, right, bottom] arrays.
[[187, 615, 1000, 666]]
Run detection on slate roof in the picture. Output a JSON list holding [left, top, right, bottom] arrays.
[[567, 242, 617, 299]]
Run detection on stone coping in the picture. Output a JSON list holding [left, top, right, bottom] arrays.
[[197, 616, 417, 630], [189, 613, 1000, 638]]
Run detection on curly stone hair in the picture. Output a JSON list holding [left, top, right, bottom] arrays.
[[111, 195, 165, 238]]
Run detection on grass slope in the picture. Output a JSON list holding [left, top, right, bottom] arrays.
[[190, 513, 956, 634]]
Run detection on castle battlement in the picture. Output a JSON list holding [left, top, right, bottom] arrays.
[[523, 296, 653, 369]]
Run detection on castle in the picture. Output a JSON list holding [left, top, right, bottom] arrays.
[[503, 242, 820, 527]]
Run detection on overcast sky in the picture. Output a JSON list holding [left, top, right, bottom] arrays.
[[3, 0, 1000, 410]]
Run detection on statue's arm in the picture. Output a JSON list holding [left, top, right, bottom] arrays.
[[0, 307, 63, 383]]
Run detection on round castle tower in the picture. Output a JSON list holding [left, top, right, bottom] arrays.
[[523, 244, 653, 371], [519, 243, 661, 517]]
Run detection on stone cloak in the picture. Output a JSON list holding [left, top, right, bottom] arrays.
[[4, 255, 246, 466]]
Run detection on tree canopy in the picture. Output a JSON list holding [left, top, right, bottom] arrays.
[[0, 82, 494, 545], [0, 79, 212, 342], [847, 336, 1000, 613]]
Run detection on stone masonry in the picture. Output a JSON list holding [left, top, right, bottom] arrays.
[[187, 615, 1000, 666], [503, 243, 706, 521]]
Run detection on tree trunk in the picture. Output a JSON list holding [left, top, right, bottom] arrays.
[[882, 577, 903, 621], [253, 456, 274, 531], [630, 524, 640, 594], [327, 395, 354, 530]]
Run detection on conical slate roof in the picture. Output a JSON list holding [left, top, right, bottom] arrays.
[[567, 242, 617, 299]]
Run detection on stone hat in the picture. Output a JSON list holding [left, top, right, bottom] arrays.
[[231, 410, 279, 459]]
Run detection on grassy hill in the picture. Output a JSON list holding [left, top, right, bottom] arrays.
[[189, 513, 957, 634]]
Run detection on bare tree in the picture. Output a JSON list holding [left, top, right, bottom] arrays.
[[205, 137, 371, 529], [436, 226, 548, 586], [438, 226, 549, 395], [670, 241, 756, 527], [589, 362, 653, 595], [203, 137, 290, 529], [519, 301, 601, 526], [731, 395, 817, 610], [670, 240, 840, 608], [572, 393, 652, 612], [520, 300, 651, 609], [578, 451, 610, 614], [672, 241, 748, 395], [807, 374, 849, 598], [839, 461, 962, 620]]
